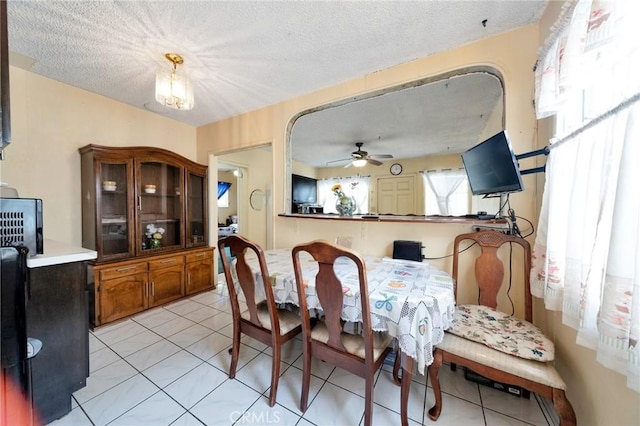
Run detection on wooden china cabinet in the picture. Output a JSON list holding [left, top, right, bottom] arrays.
[[79, 144, 214, 327]]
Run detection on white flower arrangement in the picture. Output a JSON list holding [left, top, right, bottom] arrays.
[[145, 223, 165, 241]]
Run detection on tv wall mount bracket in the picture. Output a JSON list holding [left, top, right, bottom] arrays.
[[516, 146, 550, 175]]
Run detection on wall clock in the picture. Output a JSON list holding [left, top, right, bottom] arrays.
[[390, 163, 403, 176]]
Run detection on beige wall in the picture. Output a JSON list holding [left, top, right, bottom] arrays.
[[197, 20, 639, 425], [196, 24, 540, 331], [0, 66, 197, 245], [197, 24, 540, 283], [197, 24, 540, 318]]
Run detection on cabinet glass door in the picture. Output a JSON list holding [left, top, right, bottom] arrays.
[[187, 171, 207, 248], [138, 161, 183, 254], [98, 161, 132, 259]]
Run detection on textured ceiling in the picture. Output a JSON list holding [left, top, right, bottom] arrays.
[[7, 0, 547, 129]]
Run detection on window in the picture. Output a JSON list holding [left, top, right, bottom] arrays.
[[217, 181, 231, 208], [318, 176, 370, 214], [422, 169, 468, 216], [217, 191, 230, 208]]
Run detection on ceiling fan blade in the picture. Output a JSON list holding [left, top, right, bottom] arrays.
[[367, 158, 383, 166], [326, 158, 351, 165], [370, 154, 393, 159], [343, 162, 353, 168]]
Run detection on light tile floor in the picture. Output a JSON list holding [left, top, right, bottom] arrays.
[[48, 283, 554, 426]]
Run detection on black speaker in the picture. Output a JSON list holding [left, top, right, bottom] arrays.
[[392, 240, 423, 262]]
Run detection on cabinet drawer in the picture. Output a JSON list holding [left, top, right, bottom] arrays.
[[100, 262, 147, 281], [148, 256, 184, 270], [186, 249, 213, 263]]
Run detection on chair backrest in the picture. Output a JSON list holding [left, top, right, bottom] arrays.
[[218, 235, 279, 331], [292, 240, 374, 355], [452, 230, 532, 321]]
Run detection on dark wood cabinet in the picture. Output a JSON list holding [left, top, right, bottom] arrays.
[[80, 145, 214, 327], [27, 260, 90, 424]]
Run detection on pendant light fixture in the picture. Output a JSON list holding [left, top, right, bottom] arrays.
[[155, 53, 194, 110]]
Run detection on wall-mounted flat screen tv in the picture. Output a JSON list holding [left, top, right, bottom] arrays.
[[291, 174, 318, 212], [461, 130, 524, 196]]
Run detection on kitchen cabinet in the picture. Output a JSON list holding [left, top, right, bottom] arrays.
[[79, 145, 214, 327]]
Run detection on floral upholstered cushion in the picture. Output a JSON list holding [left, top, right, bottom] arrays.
[[447, 305, 554, 362]]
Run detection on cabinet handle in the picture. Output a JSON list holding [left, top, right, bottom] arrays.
[[145, 282, 148, 298], [187, 273, 191, 288], [195, 253, 206, 258], [116, 266, 137, 272], [151, 281, 155, 297], [138, 196, 142, 211], [160, 259, 174, 264]]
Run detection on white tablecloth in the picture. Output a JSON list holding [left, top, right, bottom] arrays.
[[242, 248, 455, 374]]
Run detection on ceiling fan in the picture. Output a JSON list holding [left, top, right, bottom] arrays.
[[326, 142, 393, 167]]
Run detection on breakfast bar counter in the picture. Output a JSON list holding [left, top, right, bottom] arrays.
[[279, 212, 509, 226]]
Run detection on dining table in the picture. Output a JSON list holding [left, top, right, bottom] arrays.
[[244, 248, 456, 425]]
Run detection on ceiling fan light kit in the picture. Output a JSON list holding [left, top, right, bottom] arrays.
[[327, 142, 393, 168], [155, 53, 194, 110]]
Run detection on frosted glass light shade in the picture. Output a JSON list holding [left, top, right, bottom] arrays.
[[155, 69, 194, 110], [352, 159, 367, 167]]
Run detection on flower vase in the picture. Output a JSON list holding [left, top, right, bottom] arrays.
[[150, 238, 161, 249], [336, 196, 356, 217]]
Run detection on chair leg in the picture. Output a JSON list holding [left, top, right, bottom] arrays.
[[393, 350, 401, 386], [268, 344, 281, 407], [400, 353, 414, 426], [300, 344, 311, 412], [427, 349, 443, 421], [363, 375, 374, 426], [229, 327, 241, 379], [552, 388, 577, 426]]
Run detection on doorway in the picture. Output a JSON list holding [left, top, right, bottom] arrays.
[[210, 144, 273, 251]]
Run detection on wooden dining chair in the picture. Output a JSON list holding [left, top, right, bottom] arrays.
[[218, 235, 302, 407], [292, 240, 395, 426], [427, 230, 576, 425]]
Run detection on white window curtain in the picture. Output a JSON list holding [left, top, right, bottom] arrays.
[[318, 176, 370, 214], [421, 169, 468, 215], [532, 0, 640, 392]]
